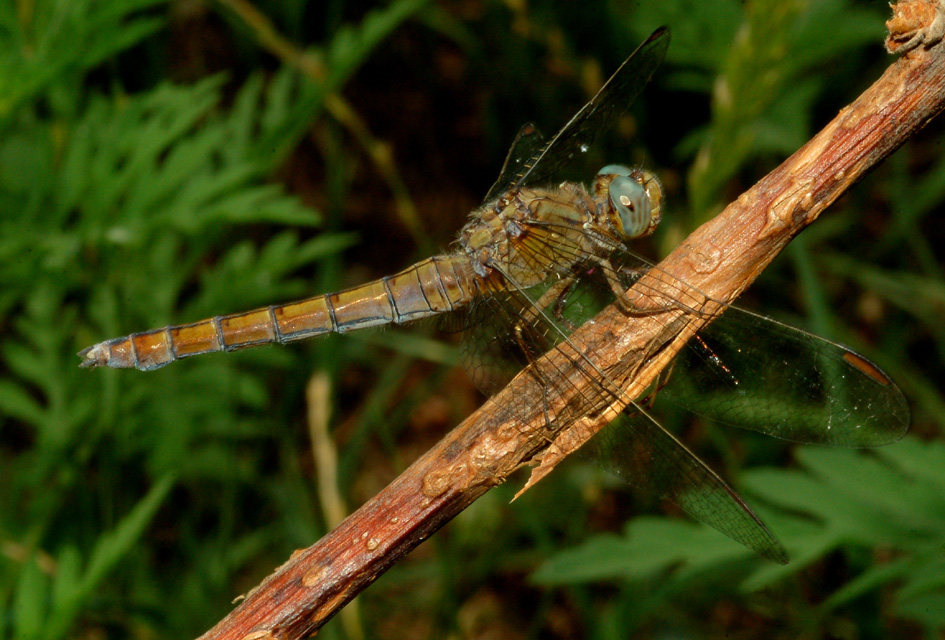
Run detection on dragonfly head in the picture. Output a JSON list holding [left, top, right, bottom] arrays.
[[595, 165, 662, 239]]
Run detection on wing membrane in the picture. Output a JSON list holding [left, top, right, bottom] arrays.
[[484, 123, 546, 204], [461, 237, 789, 563], [459, 209, 907, 561], [657, 307, 910, 446], [459, 25, 906, 562], [494, 218, 910, 447], [485, 28, 669, 201], [510, 28, 669, 191]]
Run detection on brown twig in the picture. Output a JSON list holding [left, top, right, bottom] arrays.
[[198, 3, 945, 639]]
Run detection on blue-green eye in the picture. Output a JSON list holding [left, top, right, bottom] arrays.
[[597, 165, 659, 238], [598, 164, 633, 177], [609, 174, 651, 238]]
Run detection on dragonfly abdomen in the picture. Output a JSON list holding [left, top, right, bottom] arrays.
[[78, 255, 476, 371]]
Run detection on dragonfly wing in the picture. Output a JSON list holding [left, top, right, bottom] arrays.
[[510, 28, 669, 191], [483, 123, 545, 204], [586, 407, 789, 563], [459, 210, 906, 560], [458, 293, 539, 397], [459, 218, 632, 396], [458, 224, 788, 562], [656, 306, 910, 447], [532, 219, 911, 448]]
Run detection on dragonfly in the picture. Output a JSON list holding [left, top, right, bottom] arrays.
[[79, 28, 909, 563]]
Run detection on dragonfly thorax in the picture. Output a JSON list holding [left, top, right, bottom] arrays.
[[459, 183, 601, 284]]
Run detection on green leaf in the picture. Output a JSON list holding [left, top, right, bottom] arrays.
[[12, 555, 48, 640], [0, 0, 168, 119], [534, 517, 757, 585], [37, 475, 175, 640]]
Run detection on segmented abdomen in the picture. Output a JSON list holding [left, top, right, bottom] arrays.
[[79, 255, 477, 371]]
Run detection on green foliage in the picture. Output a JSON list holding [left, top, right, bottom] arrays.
[[536, 438, 945, 631], [610, 0, 887, 219], [0, 0, 429, 637], [0, 0, 166, 119], [1, 0, 943, 638], [11, 477, 173, 640]]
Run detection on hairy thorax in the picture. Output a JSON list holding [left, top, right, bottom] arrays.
[[459, 183, 602, 288]]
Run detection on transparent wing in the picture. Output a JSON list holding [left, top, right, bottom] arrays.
[[457, 24, 905, 561], [483, 123, 546, 204], [458, 214, 907, 562], [507, 219, 910, 447], [657, 307, 910, 447], [507, 28, 669, 192], [459, 222, 789, 562], [584, 409, 788, 563]]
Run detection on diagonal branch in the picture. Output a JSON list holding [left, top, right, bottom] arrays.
[[197, 4, 945, 639]]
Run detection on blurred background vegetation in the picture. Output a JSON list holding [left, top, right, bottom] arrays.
[[2, 0, 945, 638]]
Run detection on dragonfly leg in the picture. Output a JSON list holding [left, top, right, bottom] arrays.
[[636, 357, 678, 408], [598, 258, 649, 313], [551, 277, 582, 331], [599, 258, 713, 318], [511, 322, 558, 447], [524, 275, 579, 330]]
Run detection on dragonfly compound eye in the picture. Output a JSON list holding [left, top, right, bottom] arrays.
[[608, 173, 651, 239]]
